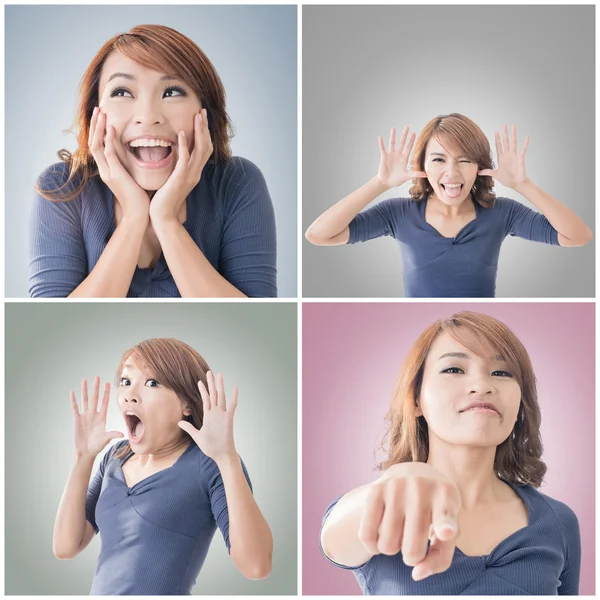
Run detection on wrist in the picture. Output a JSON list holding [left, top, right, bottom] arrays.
[[372, 175, 393, 194], [513, 178, 533, 195], [119, 212, 149, 231], [214, 449, 240, 472], [75, 451, 97, 464]]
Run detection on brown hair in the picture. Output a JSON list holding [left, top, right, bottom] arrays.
[[113, 338, 211, 459], [37, 24, 233, 202], [379, 311, 546, 487], [408, 113, 496, 209]]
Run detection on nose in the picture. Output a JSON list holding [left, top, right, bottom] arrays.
[[133, 95, 164, 126], [468, 373, 495, 395]]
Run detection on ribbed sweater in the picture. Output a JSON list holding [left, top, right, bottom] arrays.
[[348, 196, 560, 297], [29, 157, 277, 297], [85, 439, 252, 595], [321, 481, 580, 595]]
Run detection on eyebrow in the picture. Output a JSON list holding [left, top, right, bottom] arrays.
[[106, 72, 179, 83], [438, 352, 506, 362]]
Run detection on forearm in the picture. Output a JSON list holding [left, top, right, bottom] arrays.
[[68, 218, 147, 297], [53, 453, 95, 558], [321, 482, 375, 567], [514, 179, 593, 245], [216, 454, 273, 579], [153, 220, 247, 298], [306, 176, 390, 245]]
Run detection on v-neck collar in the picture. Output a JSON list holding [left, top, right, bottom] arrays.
[[454, 479, 531, 560], [118, 441, 195, 491], [421, 196, 480, 240]]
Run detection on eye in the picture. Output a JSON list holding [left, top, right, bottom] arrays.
[[460, 160, 471, 163], [109, 86, 133, 98], [120, 377, 131, 386], [432, 158, 443, 162], [441, 367, 464, 374], [163, 86, 187, 98], [492, 370, 513, 378], [145, 379, 159, 388]]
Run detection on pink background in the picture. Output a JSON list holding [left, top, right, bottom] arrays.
[[302, 302, 595, 595]]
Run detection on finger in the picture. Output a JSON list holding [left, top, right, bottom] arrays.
[[99, 382, 111, 418], [378, 135, 386, 155], [207, 370, 217, 408], [104, 125, 120, 173], [70, 390, 80, 416], [411, 533, 456, 580], [501, 124, 510, 154], [510, 125, 517, 153], [216, 372, 226, 411], [412, 171, 428, 179], [478, 169, 494, 177], [178, 420, 198, 436], [388, 127, 396, 152], [229, 386, 238, 415], [81, 379, 89, 412], [520, 135, 530, 156], [188, 113, 201, 165], [106, 430, 125, 441], [198, 379, 211, 412], [91, 112, 109, 173], [90, 376, 100, 412], [494, 131, 502, 157], [377, 494, 405, 556], [401, 495, 432, 566], [358, 487, 386, 555], [404, 132, 416, 156], [431, 486, 460, 542], [397, 126, 409, 153], [88, 107, 99, 148]]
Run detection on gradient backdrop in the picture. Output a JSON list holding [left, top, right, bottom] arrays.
[[6, 5, 297, 297], [6, 302, 297, 595], [302, 302, 595, 595], [302, 5, 595, 298]]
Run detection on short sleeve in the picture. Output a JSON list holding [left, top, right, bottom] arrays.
[[348, 198, 412, 244], [556, 505, 581, 595], [320, 495, 371, 571], [218, 158, 277, 298], [29, 163, 88, 297], [207, 455, 253, 552], [502, 198, 560, 245], [85, 442, 124, 534]]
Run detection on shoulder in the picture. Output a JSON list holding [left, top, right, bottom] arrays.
[[36, 161, 83, 199], [487, 196, 521, 214], [534, 488, 579, 527], [205, 156, 267, 193]]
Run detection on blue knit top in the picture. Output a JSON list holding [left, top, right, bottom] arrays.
[[321, 481, 580, 595], [85, 439, 252, 595], [348, 197, 560, 297], [29, 157, 277, 297]]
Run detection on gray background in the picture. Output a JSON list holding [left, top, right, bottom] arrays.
[[303, 5, 595, 298], [5, 302, 297, 595], [6, 5, 297, 297]]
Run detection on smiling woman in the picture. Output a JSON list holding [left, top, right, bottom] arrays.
[[29, 24, 277, 298], [53, 337, 273, 595], [319, 311, 581, 595]]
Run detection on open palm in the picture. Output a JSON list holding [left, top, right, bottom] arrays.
[[377, 126, 427, 188]]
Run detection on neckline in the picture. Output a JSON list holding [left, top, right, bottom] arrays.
[[119, 441, 194, 490], [421, 195, 480, 240], [454, 479, 531, 559]]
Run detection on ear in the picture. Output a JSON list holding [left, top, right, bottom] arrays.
[[415, 400, 423, 417], [183, 405, 192, 417]]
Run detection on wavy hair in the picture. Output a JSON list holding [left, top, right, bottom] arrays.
[[378, 311, 546, 487], [113, 338, 210, 460], [408, 113, 496, 209], [37, 24, 233, 202]]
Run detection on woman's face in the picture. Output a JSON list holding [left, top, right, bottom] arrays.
[[97, 51, 202, 191], [116, 359, 191, 453], [424, 137, 479, 207], [417, 332, 521, 449]]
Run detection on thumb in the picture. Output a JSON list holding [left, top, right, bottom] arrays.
[[106, 431, 124, 441], [178, 420, 198, 436], [478, 169, 494, 177], [433, 516, 458, 542], [411, 171, 428, 179]]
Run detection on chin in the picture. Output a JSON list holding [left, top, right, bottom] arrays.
[[129, 171, 171, 192]]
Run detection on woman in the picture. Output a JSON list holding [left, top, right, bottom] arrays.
[[53, 338, 273, 595], [320, 312, 580, 595], [30, 25, 277, 298], [305, 114, 592, 297]]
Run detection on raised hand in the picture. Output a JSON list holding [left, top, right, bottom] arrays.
[[89, 107, 150, 222], [377, 126, 427, 189], [478, 124, 530, 190], [70, 376, 124, 459], [360, 462, 461, 581], [149, 109, 213, 225], [178, 370, 237, 463]]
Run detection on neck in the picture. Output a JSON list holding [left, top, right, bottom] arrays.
[[428, 193, 475, 219], [135, 436, 190, 467], [426, 435, 504, 508]]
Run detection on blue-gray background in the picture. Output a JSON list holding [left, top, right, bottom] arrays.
[[6, 5, 297, 297], [5, 302, 297, 595], [302, 5, 595, 298]]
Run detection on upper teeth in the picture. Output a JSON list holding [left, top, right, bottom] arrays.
[[129, 138, 172, 148], [444, 184, 462, 188], [126, 411, 138, 416]]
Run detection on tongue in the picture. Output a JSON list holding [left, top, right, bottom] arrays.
[[137, 146, 169, 163], [132, 420, 145, 440], [444, 184, 462, 199]]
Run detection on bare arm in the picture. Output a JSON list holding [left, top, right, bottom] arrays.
[[305, 127, 426, 246], [68, 217, 147, 298], [53, 454, 97, 559]]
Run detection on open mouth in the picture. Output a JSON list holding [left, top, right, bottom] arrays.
[[440, 183, 464, 198], [125, 413, 146, 443], [127, 141, 174, 167]]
